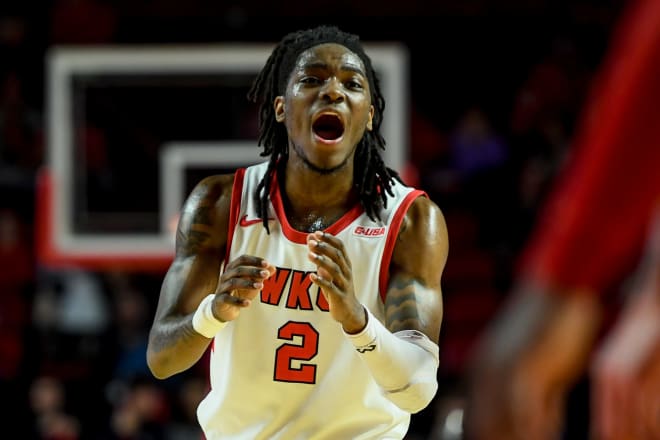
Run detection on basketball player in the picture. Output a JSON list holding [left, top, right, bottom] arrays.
[[146, 25, 448, 439]]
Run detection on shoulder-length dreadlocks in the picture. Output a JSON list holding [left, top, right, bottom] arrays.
[[246, 25, 402, 232]]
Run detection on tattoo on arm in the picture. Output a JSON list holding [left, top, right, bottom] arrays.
[[177, 230, 211, 256], [176, 205, 214, 256], [385, 277, 424, 333], [192, 204, 212, 225]]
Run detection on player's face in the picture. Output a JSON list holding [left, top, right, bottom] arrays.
[[274, 43, 374, 173]]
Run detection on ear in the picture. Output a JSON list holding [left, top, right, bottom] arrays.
[[366, 105, 375, 131], [274, 96, 285, 122]]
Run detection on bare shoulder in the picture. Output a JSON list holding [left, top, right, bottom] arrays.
[[175, 173, 236, 257], [187, 173, 235, 203], [385, 195, 447, 338], [397, 195, 448, 249], [392, 195, 449, 283]]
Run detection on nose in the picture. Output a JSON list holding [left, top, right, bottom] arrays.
[[321, 77, 345, 103]]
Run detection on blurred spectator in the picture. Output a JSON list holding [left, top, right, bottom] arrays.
[[0, 207, 34, 430], [56, 269, 110, 335], [30, 268, 111, 401], [166, 374, 206, 440], [28, 268, 114, 435], [509, 35, 587, 143], [0, 70, 43, 176], [28, 375, 82, 440], [105, 272, 152, 381], [99, 375, 170, 440], [503, 34, 590, 253], [31, 268, 109, 337], [460, 0, 660, 438], [447, 106, 512, 250], [0, 209, 31, 377], [448, 106, 508, 183], [408, 106, 449, 189]]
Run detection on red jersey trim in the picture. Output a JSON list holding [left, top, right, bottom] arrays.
[[270, 177, 365, 244], [378, 190, 427, 303], [225, 168, 246, 265]]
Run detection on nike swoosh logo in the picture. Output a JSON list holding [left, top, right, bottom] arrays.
[[239, 214, 273, 227]]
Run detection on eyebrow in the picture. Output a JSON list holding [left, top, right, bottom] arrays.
[[301, 61, 366, 76]]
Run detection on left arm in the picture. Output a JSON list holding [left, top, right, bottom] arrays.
[[307, 196, 448, 412], [385, 195, 446, 344]]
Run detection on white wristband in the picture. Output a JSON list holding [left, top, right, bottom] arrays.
[[345, 306, 440, 413], [192, 294, 227, 338]]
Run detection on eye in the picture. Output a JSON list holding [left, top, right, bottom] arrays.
[[345, 79, 364, 90], [300, 76, 322, 85]]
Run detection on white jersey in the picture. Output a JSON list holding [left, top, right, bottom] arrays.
[[197, 161, 426, 440]]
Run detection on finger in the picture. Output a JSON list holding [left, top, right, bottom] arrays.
[[233, 287, 263, 302], [308, 239, 351, 280], [215, 292, 252, 308], [308, 250, 346, 290], [307, 233, 351, 276], [223, 264, 273, 282], [216, 276, 265, 295], [264, 262, 277, 277], [310, 272, 338, 290], [224, 254, 272, 272], [219, 258, 273, 294]]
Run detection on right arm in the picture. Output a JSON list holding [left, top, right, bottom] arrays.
[[146, 174, 233, 379]]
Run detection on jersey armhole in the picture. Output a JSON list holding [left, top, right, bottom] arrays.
[[378, 190, 428, 303], [224, 168, 246, 265]]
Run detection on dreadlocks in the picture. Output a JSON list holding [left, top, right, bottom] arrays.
[[246, 25, 402, 232]]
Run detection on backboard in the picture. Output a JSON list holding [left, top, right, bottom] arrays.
[[37, 43, 410, 271]]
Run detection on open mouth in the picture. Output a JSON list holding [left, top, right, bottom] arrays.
[[312, 114, 345, 141]]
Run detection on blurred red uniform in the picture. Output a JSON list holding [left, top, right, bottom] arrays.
[[518, 0, 660, 293], [463, 0, 660, 438]]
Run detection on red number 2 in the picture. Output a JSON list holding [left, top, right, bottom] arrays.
[[274, 321, 319, 384]]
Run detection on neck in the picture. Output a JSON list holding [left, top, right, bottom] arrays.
[[279, 158, 359, 232]]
